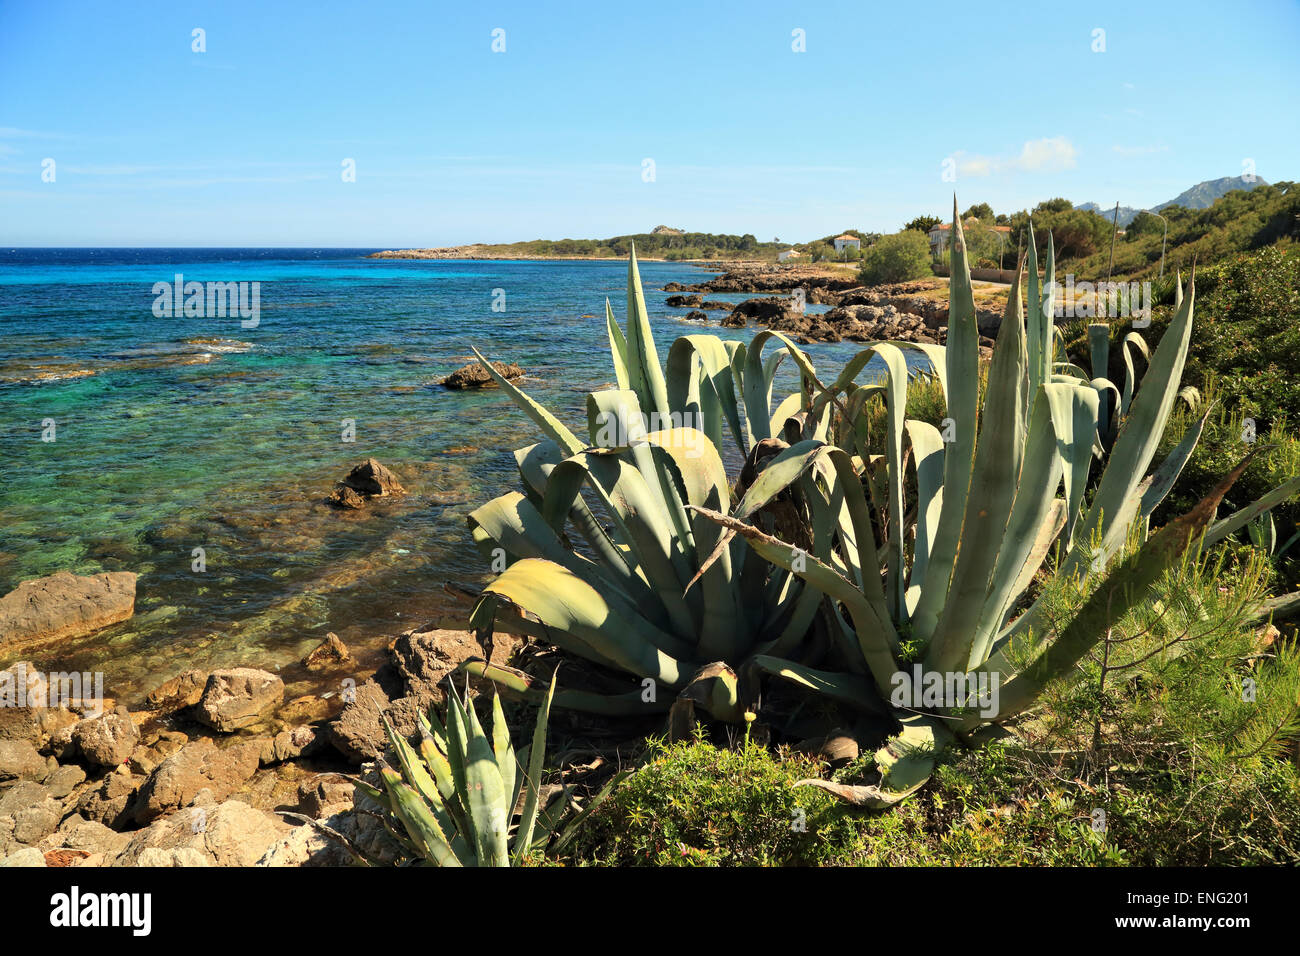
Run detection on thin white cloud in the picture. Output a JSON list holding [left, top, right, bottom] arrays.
[[954, 137, 1078, 177]]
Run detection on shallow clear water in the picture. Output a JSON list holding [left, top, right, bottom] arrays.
[[0, 249, 914, 702]]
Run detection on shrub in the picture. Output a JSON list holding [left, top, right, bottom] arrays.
[[858, 229, 933, 285]]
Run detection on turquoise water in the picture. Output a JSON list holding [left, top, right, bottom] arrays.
[[0, 249, 907, 702]]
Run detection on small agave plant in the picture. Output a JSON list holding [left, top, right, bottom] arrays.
[[354, 678, 574, 866], [689, 201, 1300, 806]]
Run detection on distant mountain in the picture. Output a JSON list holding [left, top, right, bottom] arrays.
[[1153, 176, 1269, 212], [1076, 175, 1269, 227], [1077, 202, 1143, 227], [650, 225, 684, 235]]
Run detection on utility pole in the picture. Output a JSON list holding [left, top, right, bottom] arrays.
[[1153, 212, 1168, 278], [1106, 202, 1120, 284]]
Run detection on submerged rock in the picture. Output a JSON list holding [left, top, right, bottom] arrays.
[[0, 571, 137, 653], [442, 360, 524, 389], [302, 632, 351, 671], [328, 458, 406, 508]]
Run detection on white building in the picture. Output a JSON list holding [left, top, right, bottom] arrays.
[[778, 249, 802, 263], [832, 234, 861, 254]]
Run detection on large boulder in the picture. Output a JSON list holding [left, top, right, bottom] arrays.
[[71, 709, 140, 769], [116, 800, 291, 868], [194, 668, 285, 732], [0, 780, 63, 856], [0, 740, 49, 783], [130, 738, 261, 823], [441, 360, 524, 390], [724, 296, 804, 329], [0, 571, 136, 653]]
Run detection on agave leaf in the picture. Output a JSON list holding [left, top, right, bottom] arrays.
[[1204, 473, 1300, 548], [378, 762, 462, 866], [911, 201, 982, 644], [927, 262, 1029, 674], [666, 333, 746, 455], [1119, 331, 1151, 416], [904, 419, 945, 617], [511, 668, 557, 864], [1139, 405, 1212, 520], [462, 699, 510, 867], [605, 298, 631, 391], [623, 245, 672, 420], [750, 654, 885, 713], [481, 557, 687, 687], [1043, 383, 1101, 548], [966, 386, 1065, 668], [490, 691, 519, 813]]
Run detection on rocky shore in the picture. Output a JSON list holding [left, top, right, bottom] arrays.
[[667, 265, 1001, 349], [0, 619, 525, 867]]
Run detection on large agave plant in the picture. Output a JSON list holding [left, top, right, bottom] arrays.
[[465, 248, 837, 719], [690, 201, 1300, 805]]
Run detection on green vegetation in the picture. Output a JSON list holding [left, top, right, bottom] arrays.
[[1072, 181, 1298, 279], [445, 230, 787, 262], [441, 200, 1300, 866], [858, 229, 933, 284]]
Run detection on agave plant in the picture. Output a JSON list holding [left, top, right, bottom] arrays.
[[353, 678, 569, 866], [689, 201, 1300, 805], [464, 247, 840, 719]]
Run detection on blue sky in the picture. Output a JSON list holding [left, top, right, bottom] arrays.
[[2, 0, 1297, 246]]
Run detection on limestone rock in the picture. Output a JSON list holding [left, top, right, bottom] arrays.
[[0, 570, 136, 653], [302, 632, 351, 671], [441, 360, 524, 389], [0, 780, 63, 854], [195, 668, 285, 732], [131, 738, 261, 823], [116, 800, 291, 867], [144, 669, 208, 712], [328, 458, 406, 508], [71, 709, 140, 769], [0, 847, 46, 867], [0, 739, 48, 783]]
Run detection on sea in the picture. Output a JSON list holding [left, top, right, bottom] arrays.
[[0, 248, 907, 702]]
